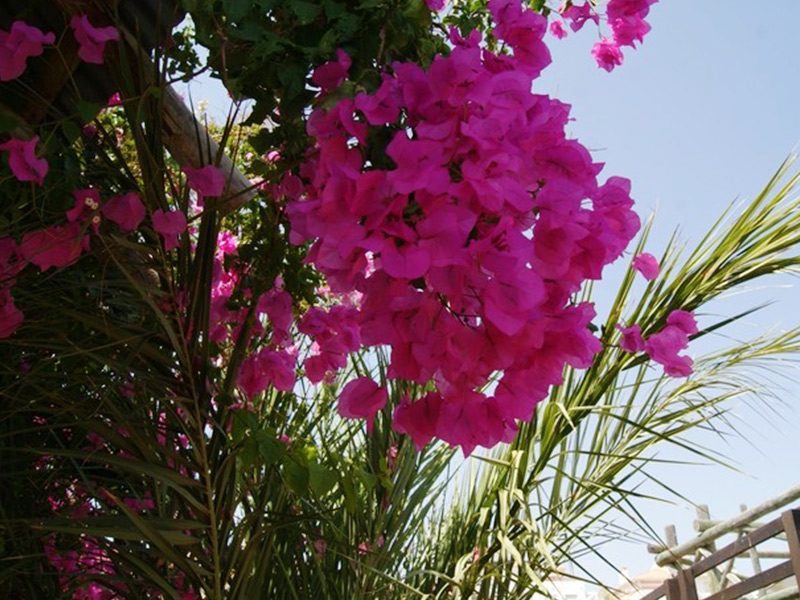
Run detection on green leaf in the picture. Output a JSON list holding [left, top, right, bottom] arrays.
[[77, 100, 102, 123], [289, 1, 322, 25], [223, 0, 251, 21], [308, 461, 337, 497], [255, 429, 286, 468], [283, 458, 310, 496]]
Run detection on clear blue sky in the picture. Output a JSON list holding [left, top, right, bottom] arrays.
[[184, 0, 800, 581]]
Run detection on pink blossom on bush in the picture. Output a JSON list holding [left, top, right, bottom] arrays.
[[311, 48, 351, 93], [643, 309, 697, 377], [0, 21, 55, 81], [237, 347, 297, 398], [338, 377, 388, 432], [67, 189, 102, 232], [632, 252, 660, 280], [592, 38, 624, 72], [107, 91, 122, 107], [289, 0, 642, 453], [425, 0, 445, 10], [70, 15, 119, 65], [184, 164, 225, 204], [560, 2, 599, 32], [0, 136, 48, 185], [392, 393, 442, 451], [666, 309, 698, 335], [20, 223, 89, 271], [152, 209, 187, 251], [608, 0, 657, 47], [102, 192, 146, 233], [549, 20, 567, 39], [616, 323, 645, 353]]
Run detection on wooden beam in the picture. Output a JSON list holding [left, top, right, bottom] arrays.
[[655, 485, 800, 566]]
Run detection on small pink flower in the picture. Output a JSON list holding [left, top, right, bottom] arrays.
[[67, 188, 102, 227], [591, 38, 624, 72], [0, 21, 55, 81], [337, 377, 388, 433], [107, 91, 122, 107], [560, 2, 599, 32], [183, 164, 225, 202], [69, 15, 119, 65], [0, 136, 48, 185], [311, 48, 351, 93], [152, 209, 187, 251], [616, 323, 644, 353], [549, 20, 567, 39], [632, 252, 659, 280], [357, 541, 369, 555], [20, 223, 89, 271], [102, 192, 146, 233], [425, 0, 445, 9], [666, 309, 698, 335]]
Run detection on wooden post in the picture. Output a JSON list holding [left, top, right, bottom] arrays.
[[782, 509, 800, 588], [741, 504, 765, 597]]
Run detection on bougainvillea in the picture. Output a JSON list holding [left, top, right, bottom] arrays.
[[557, 0, 658, 71], [285, 0, 651, 453], [0, 20, 54, 81]]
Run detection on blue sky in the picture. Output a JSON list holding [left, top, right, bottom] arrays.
[[184, 0, 800, 581]]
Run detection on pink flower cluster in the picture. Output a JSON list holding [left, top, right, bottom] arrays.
[[0, 186, 179, 339], [555, 0, 658, 72], [0, 16, 118, 84], [69, 15, 120, 65], [288, 0, 642, 454], [617, 309, 697, 377], [0, 136, 48, 185]]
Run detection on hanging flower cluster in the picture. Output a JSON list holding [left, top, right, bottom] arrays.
[[287, 0, 644, 454], [553, 0, 659, 72]]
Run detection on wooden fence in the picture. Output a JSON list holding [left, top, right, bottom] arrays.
[[640, 510, 800, 600]]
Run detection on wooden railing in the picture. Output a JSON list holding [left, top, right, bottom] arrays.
[[640, 510, 800, 600]]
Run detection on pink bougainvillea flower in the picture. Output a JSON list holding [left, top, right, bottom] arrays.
[[549, 20, 567, 39], [337, 377, 388, 432], [102, 192, 146, 233], [311, 48, 351, 92], [616, 323, 644, 353], [107, 91, 122, 107], [424, 0, 445, 10], [183, 164, 225, 204], [592, 38, 624, 72], [607, 0, 658, 21], [152, 209, 187, 251], [67, 189, 102, 229], [392, 392, 442, 451], [666, 308, 698, 335], [0, 136, 48, 185], [560, 2, 599, 32], [20, 223, 89, 271], [0, 21, 55, 81], [610, 16, 651, 47], [643, 309, 697, 377], [69, 15, 120, 65], [632, 252, 660, 280]]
